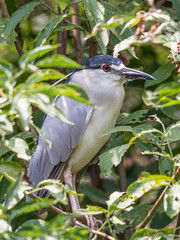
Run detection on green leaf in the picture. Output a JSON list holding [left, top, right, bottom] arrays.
[[29, 93, 70, 124], [0, 219, 12, 234], [99, 1, 136, 58], [102, 126, 133, 136], [164, 183, 180, 218], [133, 124, 162, 145], [3, 1, 40, 39], [19, 45, 59, 68], [76, 205, 107, 215], [83, 0, 109, 54], [79, 184, 107, 205], [4, 176, 31, 210], [122, 203, 152, 228], [25, 69, 65, 86], [0, 59, 12, 78], [34, 13, 73, 47], [113, 35, 136, 58], [0, 114, 13, 136], [41, 182, 68, 205], [159, 157, 173, 176], [170, 0, 180, 20], [54, 24, 84, 32], [35, 54, 82, 69], [0, 162, 23, 182], [12, 95, 31, 131], [166, 121, 180, 142], [9, 199, 53, 221], [127, 173, 173, 199], [162, 105, 180, 120], [5, 137, 30, 160], [99, 144, 128, 176], [106, 191, 125, 208], [131, 228, 174, 240], [145, 62, 175, 88], [122, 110, 148, 125]]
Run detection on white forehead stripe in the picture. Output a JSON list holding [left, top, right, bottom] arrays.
[[111, 63, 125, 71]]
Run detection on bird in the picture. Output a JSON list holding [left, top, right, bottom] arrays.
[[27, 55, 155, 227]]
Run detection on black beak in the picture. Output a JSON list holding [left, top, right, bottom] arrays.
[[118, 67, 156, 81]]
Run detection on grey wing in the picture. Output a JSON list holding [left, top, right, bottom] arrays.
[[27, 96, 93, 197]]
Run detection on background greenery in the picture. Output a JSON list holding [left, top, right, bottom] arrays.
[[0, 0, 180, 239]]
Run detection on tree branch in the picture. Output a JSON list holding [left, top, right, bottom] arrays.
[[0, 0, 9, 18], [28, 192, 67, 215], [137, 166, 180, 230], [57, 4, 67, 74], [75, 220, 115, 240], [72, 3, 83, 64]]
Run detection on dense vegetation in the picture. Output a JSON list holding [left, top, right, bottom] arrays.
[[0, 0, 180, 239]]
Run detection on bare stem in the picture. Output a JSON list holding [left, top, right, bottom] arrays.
[[137, 166, 180, 230], [0, 0, 9, 18], [27, 192, 67, 215], [75, 220, 115, 240], [72, 3, 83, 64]]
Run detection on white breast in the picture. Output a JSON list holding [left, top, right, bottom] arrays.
[[68, 81, 125, 174]]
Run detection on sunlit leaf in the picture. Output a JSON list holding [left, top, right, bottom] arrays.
[[3, 1, 40, 39], [34, 13, 73, 47], [9, 200, 53, 221], [99, 144, 128, 176], [35, 54, 82, 69], [0, 59, 12, 78], [25, 69, 65, 86], [164, 183, 180, 218], [102, 126, 133, 136], [5, 137, 30, 160], [127, 173, 173, 199], [106, 191, 125, 208], [131, 228, 174, 240], [83, 0, 109, 54], [121, 110, 148, 125], [0, 162, 23, 182], [19, 45, 59, 68], [4, 176, 31, 210], [0, 114, 13, 136]]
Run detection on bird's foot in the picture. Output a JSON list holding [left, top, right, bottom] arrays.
[[85, 215, 102, 230], [76, 215, 102, 239]]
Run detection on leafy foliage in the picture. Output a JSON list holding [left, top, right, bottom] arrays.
[[0, 0, 180, 239]]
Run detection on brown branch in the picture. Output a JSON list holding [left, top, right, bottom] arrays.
[[137, 166, 180, 230], [0, 0, 9, 18], [57, 4, 67, 74], [118, 158, 127, 192], [28, 192, 67, 215], [89, 38, 97, 58], [75, 220, 115, 240], [72, 3, 83, 64], [175, 213, 180, 239]]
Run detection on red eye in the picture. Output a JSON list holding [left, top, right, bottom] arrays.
[[102, 65, 111, 72]]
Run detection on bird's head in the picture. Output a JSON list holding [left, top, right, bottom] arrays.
[[83, 55, 156, 83]]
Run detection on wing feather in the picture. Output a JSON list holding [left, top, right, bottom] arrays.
[[27, 96, 93, 196]]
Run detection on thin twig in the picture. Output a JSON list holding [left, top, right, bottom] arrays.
[[75, 220, 115, 240], [57, 4, 67, 74], [175, 213, 180, 239], [71, 3, 83, 64], [118, 158, 127, 192], [28, 192, 67, 215], [137, 166, 180, 230]]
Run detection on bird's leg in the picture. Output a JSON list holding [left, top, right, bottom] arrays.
[[63, 165, 80, 212], [63, 165, 100, 230]]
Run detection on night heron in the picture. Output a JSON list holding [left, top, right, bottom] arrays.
[[27, 55, 155, 227]]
